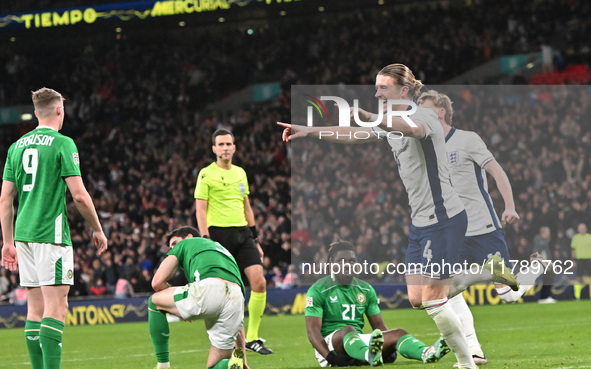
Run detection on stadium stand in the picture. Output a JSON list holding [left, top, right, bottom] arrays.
[[1, 0, 590, 300]]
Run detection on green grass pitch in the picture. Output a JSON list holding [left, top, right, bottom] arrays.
[[3, 300, 590, 368]]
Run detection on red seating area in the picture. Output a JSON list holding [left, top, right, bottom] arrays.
[[530, 64, 591, 84]]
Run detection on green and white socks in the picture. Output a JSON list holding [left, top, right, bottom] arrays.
[[149, 296, 171, 369], [39, 317, 64, 369], [25, 320, 43, 369]]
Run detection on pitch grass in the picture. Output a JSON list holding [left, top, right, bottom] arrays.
[[3, 300, 590, 368]]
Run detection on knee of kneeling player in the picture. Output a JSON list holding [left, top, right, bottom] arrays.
[[409, 297, 423, 309], [340, 325, 357, 334]]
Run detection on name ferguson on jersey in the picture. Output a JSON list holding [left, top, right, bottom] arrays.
[[15, 134, 55, 149]]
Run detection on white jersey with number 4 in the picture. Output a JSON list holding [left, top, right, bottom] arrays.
[[373, 106, 464, 227], [445, 127, 501, 236]]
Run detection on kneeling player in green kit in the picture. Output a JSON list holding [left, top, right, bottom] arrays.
[[305, 241, 450, 367], [148, 226, 248, 369]]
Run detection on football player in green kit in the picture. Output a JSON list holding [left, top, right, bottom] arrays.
[[1, 87, 108, 369], [148, 226, 247, 369], [305, 241, 450, 367]]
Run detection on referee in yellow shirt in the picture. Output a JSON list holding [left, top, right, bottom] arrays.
[[571, 223, 591, 300], [195, 129, 273, 355]]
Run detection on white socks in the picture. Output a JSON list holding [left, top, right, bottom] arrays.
[[449, 294, 481, 350], [423, 298, 476, 369]]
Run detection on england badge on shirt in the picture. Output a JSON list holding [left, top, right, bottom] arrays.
[[447, 150, 459, 165], [239, 183, 245, 196]]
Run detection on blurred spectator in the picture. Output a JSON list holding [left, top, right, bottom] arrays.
[[90, 278, 108, 296], [115, 278, 134, 299], [0, 269, 11, 302]]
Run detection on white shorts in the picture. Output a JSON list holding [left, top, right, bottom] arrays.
[[174, 278, 244, 350], [315, 330, 372, 367], [16, 242, 74, 287]]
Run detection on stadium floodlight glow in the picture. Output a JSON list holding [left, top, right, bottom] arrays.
[[378, 0, 385, 4], [10, 37, 16, 42], [179, 21, 186, 27], [318, 6, 325, 12], [527, 63, 534, 69], [115, 27, 121, 33], [21, 113, 33, 121], [279, 11, 286, 16], [247, 28, 254, 35], [218, 17, 225, 22]]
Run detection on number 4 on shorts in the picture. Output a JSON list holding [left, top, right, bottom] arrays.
[[423, 240, 433, 261]]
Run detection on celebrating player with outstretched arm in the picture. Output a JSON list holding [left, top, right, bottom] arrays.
[[279, 64, 518, 369]]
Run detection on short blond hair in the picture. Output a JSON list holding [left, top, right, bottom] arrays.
[[32, 87, 63, 118], [377, 64, 424, 100], [417, 90, 454, 125]]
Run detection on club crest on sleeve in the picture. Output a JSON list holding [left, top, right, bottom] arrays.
[[72, 153, 79, 165], [306, 296, 314, 307], [447, 150, 459, 165]]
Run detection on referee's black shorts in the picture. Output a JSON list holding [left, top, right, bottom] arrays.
[[209, 226, 262, 272]]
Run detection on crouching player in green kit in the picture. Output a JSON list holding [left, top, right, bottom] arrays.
[[305, 241, 450, 367], [148, 226, 248, 369]]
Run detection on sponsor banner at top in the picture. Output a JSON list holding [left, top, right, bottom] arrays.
[[0, 0, 302, 31]]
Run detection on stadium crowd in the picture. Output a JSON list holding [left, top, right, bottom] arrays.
[[1, 0, 591, 302], [291, 85, 591, 284]]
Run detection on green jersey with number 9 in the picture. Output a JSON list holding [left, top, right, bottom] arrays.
[[3, 127, 81, 245], [305, 276, 381, 337], [167, 237, 245, 296]]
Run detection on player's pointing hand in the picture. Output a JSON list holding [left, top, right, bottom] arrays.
[[277, 122, 309, 142]]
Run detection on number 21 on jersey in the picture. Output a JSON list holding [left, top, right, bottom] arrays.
[[342, 304, 356, 320]]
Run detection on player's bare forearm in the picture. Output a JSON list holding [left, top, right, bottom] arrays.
[[236, 326, 248, 368], [152, 280, 170, 292], [152, 255, 179, 291], [368, 313, 388, 331], [306, 316, 330, 358], [484, 160, 519, 223], [195, 199, 209, 237], [244, 197, 255, 227], [65, 176, 105, 233], [0, 181, 18, 271], [278, 122, 379, 144], [377, 116, 426, 138], [0, 180, 17, 245]]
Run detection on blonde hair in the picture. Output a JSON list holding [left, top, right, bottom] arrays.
[[417, 89, 454, 126], [32, 87, 63, 118], [377, 64, 423, 100]]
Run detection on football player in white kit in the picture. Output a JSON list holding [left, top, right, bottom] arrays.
[[418, 90, 552, 366], [278, 64, 518, 369]]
